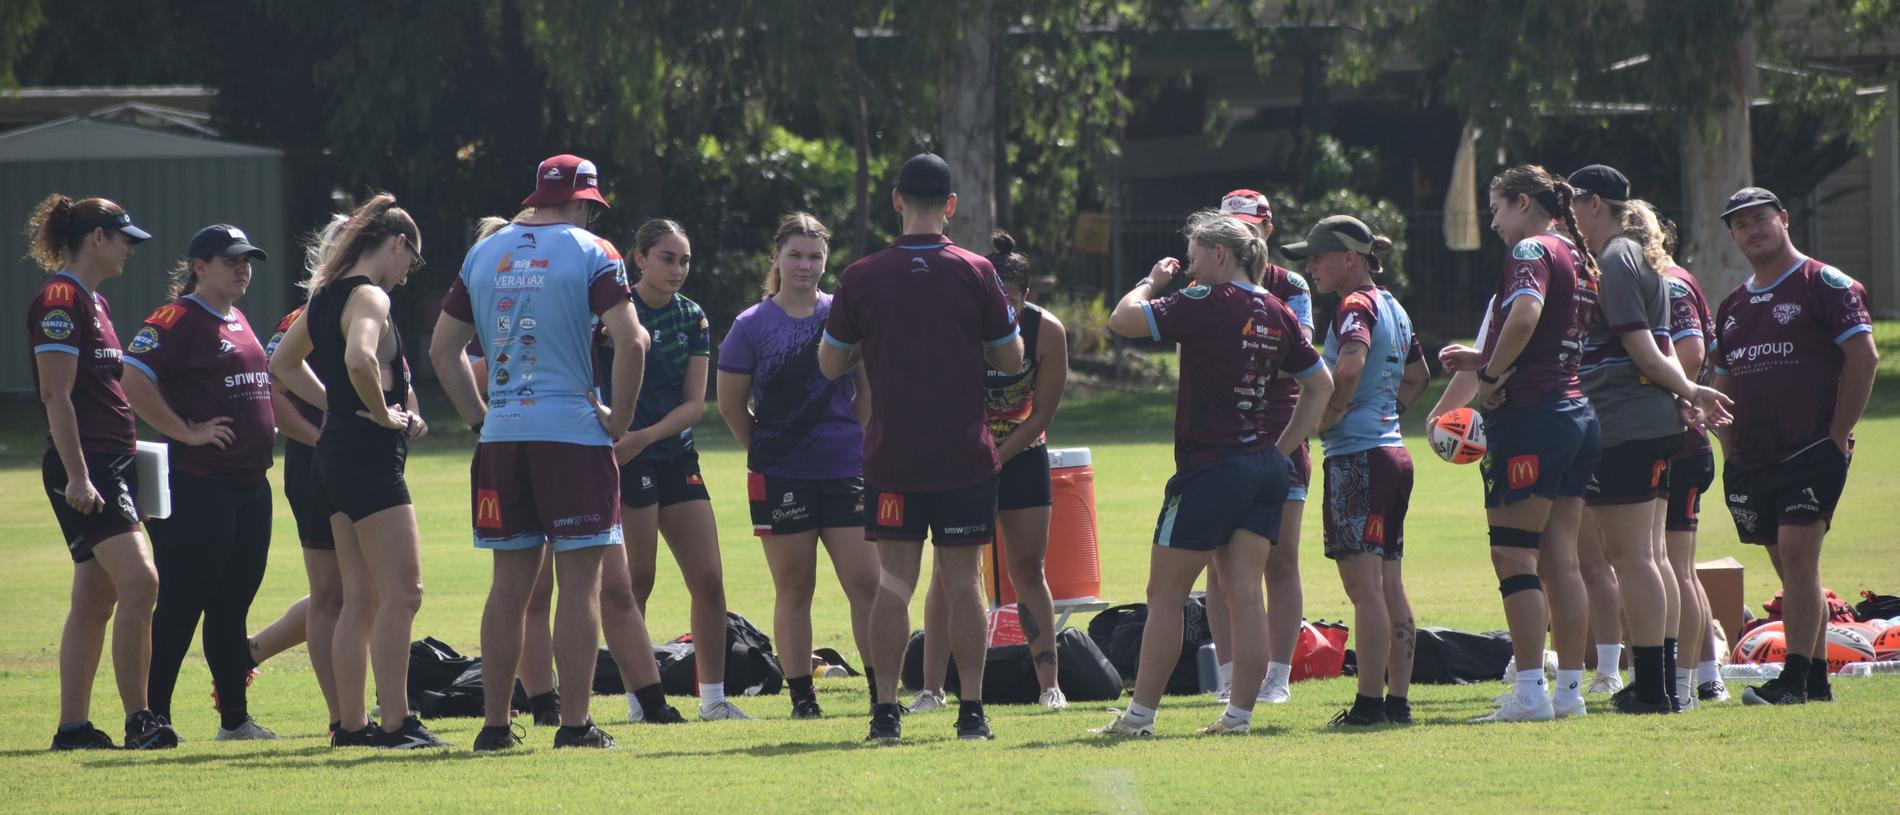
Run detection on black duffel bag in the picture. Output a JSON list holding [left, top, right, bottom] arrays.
[[899, 627, 1123, 703], [1084, 596, 1211, 694], [1411, 627, 1515, 684], [595, 611, 784, 696]]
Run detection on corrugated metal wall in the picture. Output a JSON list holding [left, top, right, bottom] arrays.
[[2, 156, 288, 394]]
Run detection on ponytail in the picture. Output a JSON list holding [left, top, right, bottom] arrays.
[[23, 194, 123, 273], [166, 258, 198, 299], [1614, 198, 1672, 274], [311, 193, 418, 293], [986, 229, 1034, 289], [299, 214, 350, 295], [1551, 182, 1599, 280]]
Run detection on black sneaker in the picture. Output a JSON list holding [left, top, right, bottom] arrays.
[[331, 721, 382, 747], [552, 719, 616, 749], [866, 705, 902, 743], [791, 698, 824, 720], [1741, 678, 1807, 706], [472, 722, 525, 752], [1611, 690, 1675, 715], [50, 722, 116, 751], [1383, 698, 1413, 725], [124, 710, 179, 749], [1696, 680, 1730, 703], [527, 691, 561, 727], [645, 704, 687, 724], [376, 715, 445, 749], [955, 711, 994, 741], [1807, 683, 1833, 702], [1328, 707, 1390, 728]]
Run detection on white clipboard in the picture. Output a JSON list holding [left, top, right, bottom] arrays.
[[134, 440, 171, 519]]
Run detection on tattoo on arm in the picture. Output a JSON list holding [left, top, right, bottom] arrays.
[[1019, 608, 1058, 667]]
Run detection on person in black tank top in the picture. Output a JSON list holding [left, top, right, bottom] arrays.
[[269, 194, 441, 749], [915, 231, 1072, 712]]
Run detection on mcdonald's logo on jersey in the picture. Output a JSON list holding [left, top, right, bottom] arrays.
[[475, 489, 503, 529], [1364, 514, 1386, 545], [1507, 455, 1540, 491], [45, 281, 77, 307], [146, 304, 186, 329], [877, 493, 905, 527]]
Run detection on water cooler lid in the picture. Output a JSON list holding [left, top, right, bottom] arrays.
[[1047, 447, 1091, 468]]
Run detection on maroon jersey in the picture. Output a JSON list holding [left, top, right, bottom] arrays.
[[266, 307, 324, 429], [823, 233, 1019, 493], [124, 297, 276, 479], [1713, 256, 1873, 469], [27, 272, 136, 454], [1664, 267, 1715, 458], [1261, 263, 1313, 437], [1480, 233, 1597, 409], [1143, 280, 1323, 471]]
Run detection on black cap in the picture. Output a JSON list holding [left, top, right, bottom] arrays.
[[1568, 164, 1630, 202], [69, 211, 152, 244], [897, 153, 953, 198], [187, 224, 267, 261], [1719, 187, 1783, 222]]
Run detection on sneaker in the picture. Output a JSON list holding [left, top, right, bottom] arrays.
[[215, 717, 279, 741], [50, 723, 116, 751], [699, 700, 754, 721], [1384, 698, 1413, 725], [1697, 679, 1730, 703], [1675, 693, 1700, 712], [1491, 690, 1514, 707], [1039, 687, 1069, 712], [552, 719, 616, 749], [909, 689, 947, 713], [1741, 679, 1807, 706], [527, 691, 561, 727], [1328, 707, 1388, 728], [472, 723, 524, 752], [377, 715, 445, 749], [1090, 711, 1155, 737], [1611, 690, 1675, 715], [1214, 682, 1231, 704], [1807, 685, 1834, 703], [1199, 715, 1250, 735], [1553, 695, 1588, 719], [646, 704, 687, 724], [1470, 694, 1554, 723], [791, 698, 824, 720], [1256, 679, 1292, 705], [955, 711, 994, 741], [1587, 673, 1624, 695], [331, 721, 382, 748], [124, 710, 179, 750], [866, 706, 902, 743]]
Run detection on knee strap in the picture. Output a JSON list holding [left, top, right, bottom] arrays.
[[1499, 574, 1543, 598], [1489, 526, 1542, 550]]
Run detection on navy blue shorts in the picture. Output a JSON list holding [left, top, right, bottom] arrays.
[[1153, 448, 1289, 551], [1666, 449, 1715, 532], [1722, 439, 1851, 545], [1479, 397, 1601, 508]]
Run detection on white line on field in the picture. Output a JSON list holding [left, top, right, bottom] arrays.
[[1088, 768, 1147, 814]]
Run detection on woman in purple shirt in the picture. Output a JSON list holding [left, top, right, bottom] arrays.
[[717, 212, 878, 719]]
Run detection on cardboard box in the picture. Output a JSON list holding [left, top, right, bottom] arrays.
[[1697, 557, 1745, 648]]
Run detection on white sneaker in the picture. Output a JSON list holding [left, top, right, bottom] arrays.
[[1214, 682, 1231, 703], [1587, 673, 1624, 695], [1090, 711, 1154, 737], [215, 718, 278, 741], [1553, 695, 1587, 719], [1492, 689, 1515, 707], [909, 689, 948, 712], [1255, 679, 1291, 705], [698, 699, 754, 721], [1039, 687, 1069, 711], [626, 692, 644, 723], [1676, 693, 1700, 712], [1198, 715, 1249, 735], [1471, 693, 1555, 723]]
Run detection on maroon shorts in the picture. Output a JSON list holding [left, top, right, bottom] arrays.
[[471, 441, 622, 552], [1322, 446, 1414, 561]]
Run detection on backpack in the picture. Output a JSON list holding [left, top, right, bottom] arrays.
[[1084, 596, 1211, 695], [1854, 590, 1900, 622], [898, 627, 1123, 703], [597, 611, 785, 696]]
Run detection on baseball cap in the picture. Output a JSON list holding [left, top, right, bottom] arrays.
[[897, 153, 953, 198], [1219, 189, 1273, 225], [1719, 187, 1783, 222], [521, 154, 608, 208], [1279, 215, 1377, 260], [187, 224, 267, 260], [1568, 164, 1630, 201], [69, 210, 152, 244]]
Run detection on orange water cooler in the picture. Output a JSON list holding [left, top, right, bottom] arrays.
[[983, 447, 1103, 607]]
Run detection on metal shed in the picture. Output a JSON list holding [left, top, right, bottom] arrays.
[[1, 110, 288, 394]]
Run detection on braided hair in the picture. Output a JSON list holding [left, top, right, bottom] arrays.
[[1490, 165, 1599, 279]]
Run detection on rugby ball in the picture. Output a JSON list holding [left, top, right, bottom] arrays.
[[1874, 625, 1900, 661], [1429, 407, 1487, 465], [1733, 621, 1786, 664], [1825, 624, 1879, 672]]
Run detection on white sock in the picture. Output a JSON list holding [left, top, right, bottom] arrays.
[[1696, 660, 1721, 684], [1676, 668, 1695, 697], [1595, 644, 1623, 677], [1217, 661, 1233, 688], [1515, 669, 1547, 705], [1265, 661, 1292, 687], [626, 692, 644, 721], [1219, 703, 1252, 727], [1555, 669, 1584, 703], [698, 682, 726, 712], [1123, 701, 1156, 727]]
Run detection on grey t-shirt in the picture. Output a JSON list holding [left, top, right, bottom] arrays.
[[1579, 233, 1682, 446]]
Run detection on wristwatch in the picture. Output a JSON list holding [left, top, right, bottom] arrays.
[[1477, 369, 1500, 385]]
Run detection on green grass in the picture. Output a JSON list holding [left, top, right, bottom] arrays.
[[2, 382, 1899, 811]]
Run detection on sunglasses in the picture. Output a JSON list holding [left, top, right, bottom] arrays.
[[401, 234, 427, 272]]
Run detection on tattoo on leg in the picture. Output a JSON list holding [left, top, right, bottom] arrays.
[[1393, 617, 1416, 661], [1020, 608, 1058, 666]]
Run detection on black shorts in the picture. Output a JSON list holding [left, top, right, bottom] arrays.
[[1480, 398, 1601, 508], [997, 446, 1053, 511], [1723, 440, 1851, 545], [42, 447, 142, 563], [1585, 435, 1675, 507], [748, 472, 865, 536], [1667, 449, 1715, 532], [316, 430, 410, 522], [621, 450, 711, 509], [283, 441, 335, 549], [865, 478, 999, 546], [1153, 448, 1289, 552]]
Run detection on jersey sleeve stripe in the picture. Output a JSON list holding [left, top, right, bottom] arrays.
[[1835, 324, 1874, 345], [1502, 288, 1544, 308], [1292, 359, 1327, 379], [986, 325, 1022, 347], [33, 343, 79, 356], [122, 357, 159, 382], [1141, 302, 1161, 342], [821, 330, 857, 350], [1669, 328, 1704, 341]]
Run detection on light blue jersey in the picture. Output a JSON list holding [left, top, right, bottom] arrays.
[[1320, 286, 1419, 457], [449, 222, 628, 446]]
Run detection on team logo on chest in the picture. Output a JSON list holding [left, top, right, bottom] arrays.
[[1772, 303, 1802, 325]]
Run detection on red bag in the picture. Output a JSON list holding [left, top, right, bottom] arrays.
[[1290, 620, 1350, 681]]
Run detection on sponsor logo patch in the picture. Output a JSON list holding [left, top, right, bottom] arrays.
[[1511, 239, 1547, 260], [129, 326, 160, 354], [39, 309, 75, 340], [476, 489, 503, 529], [1507, 455, 1540, 491], [146, 304, 186, 329], [877, 493, 905, 527], [1181, 284, 1211, 300], [1773, 303, 1801, 324], [1819, 266, 1854, 289], [44, 282, 77, 307]]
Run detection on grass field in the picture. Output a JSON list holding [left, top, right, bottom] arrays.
[[2, 340, 1899, 812]]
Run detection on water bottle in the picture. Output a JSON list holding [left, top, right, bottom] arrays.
[[1835, 660, 1900, 677], [1196, 643, 1221, 693], [1722, 662, 1782, 680]]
